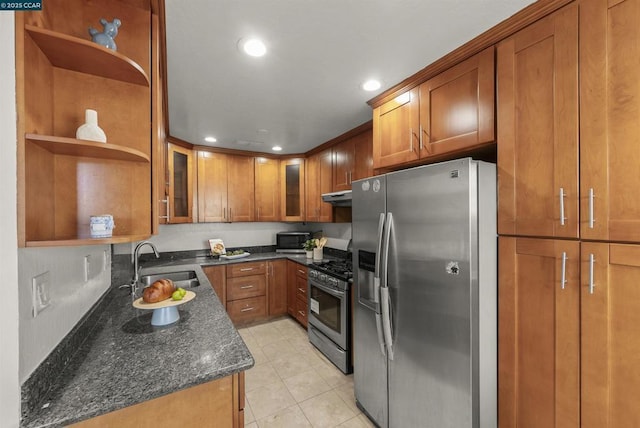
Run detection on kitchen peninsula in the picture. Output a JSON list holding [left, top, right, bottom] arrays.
[[21, 265, 253, 428]]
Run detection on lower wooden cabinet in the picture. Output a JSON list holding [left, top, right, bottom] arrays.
[[581, 242, 640, 428], [70, 372, 245, 428], [500, 238, 640, 427], [499, 237, 580, 428], [226, 261, 267, 324], [268, 260, 287, 316], [287, 261, 308, 327], [202, 265, 226, 307]]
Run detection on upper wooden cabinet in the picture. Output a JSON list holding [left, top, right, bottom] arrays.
[[499, 237, 580, 428], [418, 46, 495, 158], [167, 143, 194, 223], [306, 149, 333, 222], [497, 4, 579, 238], [16, 0, 157, 246], [372, 87, 420, 169], [580, 0, 640, 243], [255, 157, 280, 222], [281, 158, 305, 222], [373, 47, 495, 170], [197, 151, 254, 223], [333, 128, 373, 191]]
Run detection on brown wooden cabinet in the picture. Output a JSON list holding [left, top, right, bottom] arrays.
[[71, 372, 245, 428], [255, 157, 280, 221], [287, 261, 308, 328], [580, 0, 640, 244], [333, 128, 373, 191], [373, 47, 494, 170], [581, 242, 640, 427], [167, 143, 194, 223], [281, 158, 305, 221], [418, 46, 495, 158], [267, 260, 287, 316], [306, 149, 333, 222], [16, 1, 157, 246], [202, 265, 226, 307], [226, 261, 267, 324], [372, 87, 420, 169], [498, 237, 580, 428], [497, 4, 579, 239], [197, 151, 254, 223]]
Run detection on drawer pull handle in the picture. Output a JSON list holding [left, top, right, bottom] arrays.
[[298, 288, 306, 293], [241, 307, 255, 312], [240, 268, 254, 272], [240, 285, 254, 289], [298, 311, 305, 317], [298, 269, 305, 275]]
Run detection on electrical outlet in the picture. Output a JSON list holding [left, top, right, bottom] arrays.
[[32, 271, 51, 317], [84, 255, 91, 282]]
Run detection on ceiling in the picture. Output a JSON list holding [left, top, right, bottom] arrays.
[[164, 0, 534, 155]]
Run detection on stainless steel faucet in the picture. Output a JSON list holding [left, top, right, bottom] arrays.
[[125, 240, 160, 297]]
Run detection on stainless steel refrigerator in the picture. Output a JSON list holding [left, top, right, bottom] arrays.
[[353, 158, 496, 428]]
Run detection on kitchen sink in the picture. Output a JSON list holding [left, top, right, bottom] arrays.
[[140, 270, 200, 289]]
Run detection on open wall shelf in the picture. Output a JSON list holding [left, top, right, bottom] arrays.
[[25, 25, 150, 86], [26, 134, 150, 163]]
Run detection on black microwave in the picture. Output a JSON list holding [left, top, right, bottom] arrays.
[[276, 231, 313, 253]]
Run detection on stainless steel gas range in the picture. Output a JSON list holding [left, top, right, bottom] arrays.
[[307, 259, 353, 374]]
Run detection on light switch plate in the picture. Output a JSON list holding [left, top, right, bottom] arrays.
[[32, 271, 51, 317]]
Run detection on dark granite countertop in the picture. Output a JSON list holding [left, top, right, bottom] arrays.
[[21, 264, 254, 428], [142, 251, 331, 269]]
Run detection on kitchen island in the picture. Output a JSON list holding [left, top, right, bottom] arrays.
[[21, 264, 253, 428]]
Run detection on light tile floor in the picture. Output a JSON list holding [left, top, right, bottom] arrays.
[[238, 317, 376, 428]]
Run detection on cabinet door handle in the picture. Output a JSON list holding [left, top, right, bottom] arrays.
[[240, 285, 254, 289], [223, 207, 227, 221], [349, 171, 352, 184], [160, 198, 170, 221], [241, 307, 255, 312], [561, 251, 567, 290], [298, 288, 306, 293], [229, 208, 232, 222], [298, 269, 305, 275], [559, 187, 566, 226], [345, 171, 348, 185], [298, 310, 305, 317], [419, 125, 424, 150], [589, 188, 595, 229], [240, 268, 254, 272], [589, 253, 596, 294]]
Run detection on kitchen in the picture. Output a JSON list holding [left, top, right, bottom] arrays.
[[2, 2, 636, 426]]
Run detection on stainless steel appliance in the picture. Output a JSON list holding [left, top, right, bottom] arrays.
[[308, 260, 353, 374], [275, 231, 312, 253], [353, 158, 497, 428]]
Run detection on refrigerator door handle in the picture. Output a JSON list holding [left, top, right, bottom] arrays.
[[375, 309, 386, 357], [381, 212, 393, 289], [380, 286, 394, 360], [374, 213, 385, 281]]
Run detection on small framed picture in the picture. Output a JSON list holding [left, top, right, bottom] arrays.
[[208, 238, 226, 255]]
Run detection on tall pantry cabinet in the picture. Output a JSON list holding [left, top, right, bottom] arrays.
[[497, 0, 640, 426], [16, 0, 159, 247]]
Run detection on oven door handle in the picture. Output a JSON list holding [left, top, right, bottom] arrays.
[[310, 281, 345, 299]]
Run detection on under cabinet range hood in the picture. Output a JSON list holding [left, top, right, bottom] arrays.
[[322, 190, 352, 206]]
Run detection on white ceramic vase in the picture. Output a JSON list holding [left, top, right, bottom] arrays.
[[313, 247, 323, 261], [76, 109, 107, 143]]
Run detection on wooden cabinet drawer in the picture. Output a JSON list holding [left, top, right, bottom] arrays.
[[227, 275, 266, 300], [227, 296, 267, 323], [227, 262, 266, 278], [295, 295, 308, 328], [294, 265, 308, 281]]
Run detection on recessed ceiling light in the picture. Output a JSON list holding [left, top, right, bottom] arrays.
[[204, 136, 217, 143], [362, 79, 382, 91], [241, 38, 267, 57], [272, 146, 282, 152]]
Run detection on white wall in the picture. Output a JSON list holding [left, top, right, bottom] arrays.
[[18, 245, 111, 381], [114, 222, 352, 255], [0, 12, 21, 428]]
